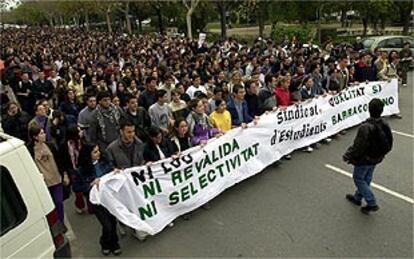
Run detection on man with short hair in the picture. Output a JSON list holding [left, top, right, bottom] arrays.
[[244, 81, 259, 117], [89, 91, 121, 152], [400, 42, 412, 87], [28, 103, 52, 142], [139, 76, 158, 110], [122, 94, 152, 142], [148, 89, 174, 135], [105, 120, 146, 241], [32, 71, 54, 102], [343, 98, 393, 214], [186, 74, 207, 99], [158, 74, 175, 102], [106, 120, 145, 170], [226, 84, 253, 128], [77, 94, 97, 142], [207, 87, 223, 115], [337, 56, 350, 91], [258, 73, 278, 115]]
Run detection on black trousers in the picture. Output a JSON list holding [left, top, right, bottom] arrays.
[[92, 204, 120, 250]]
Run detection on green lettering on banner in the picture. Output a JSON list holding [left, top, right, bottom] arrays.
[[143, 179, 162, 199], [372, 84, 382, 94], [169, 191, 179, 205], [199, 174, 208, 189], [138, 200, 158, 220], [171, 170, 183, 186], [183, 165, 193, 181], [207, 169, 216, 182]]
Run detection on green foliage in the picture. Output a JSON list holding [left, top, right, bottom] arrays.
[[271, 25, 313, 44]]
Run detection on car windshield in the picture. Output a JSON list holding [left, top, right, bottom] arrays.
[[362, 39, 375, 49]]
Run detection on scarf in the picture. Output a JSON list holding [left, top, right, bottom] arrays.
[[36, 116, 51, 142], [187, 111, 211, 136], [96, 104, 120, 140]]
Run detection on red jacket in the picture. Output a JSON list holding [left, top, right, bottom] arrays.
[[275, 87, 291, 107]]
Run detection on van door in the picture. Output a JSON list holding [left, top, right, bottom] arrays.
[[0, 150, 55, 258]]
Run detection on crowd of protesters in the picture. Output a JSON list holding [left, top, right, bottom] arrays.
[[0, 27, 412, 256]]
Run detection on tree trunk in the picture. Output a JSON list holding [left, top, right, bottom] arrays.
[[373, 17, 378, 33], [380, 17, 385, 32], [317, 6, 322, 43], [125, 2, 132, 34], [85, 10, 89, 31], [186, 10, 193, 39], [138, 17, 142, 34], [362, 17, 368, 36], [258, 5, 265, 37], [157, 9, 164, 34], [341, 9, 346, 27], [218, 2, 227, 38], [402, 11, 410, 35], [106, 11, 112, 34]]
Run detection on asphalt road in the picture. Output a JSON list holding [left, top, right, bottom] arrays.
[[66, 73, 413, 258]]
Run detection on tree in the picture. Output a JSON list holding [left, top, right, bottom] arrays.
[[394, 0, 413, 35], [92, 1, 115, 33], [183, 0, 201, 39], [117, 1, 132, 34], [150, 0, 166, 34], [214, 0, 240, 38]]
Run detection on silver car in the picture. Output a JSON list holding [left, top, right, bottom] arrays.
[[362, 35, 414, 53]]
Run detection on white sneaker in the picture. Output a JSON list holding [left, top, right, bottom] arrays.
[[132, 230, 148, 241], [324, 138, 332, 143], [74, 207, 84, 214], [304, 146, 313, 153], [402, 83, 407, 87]]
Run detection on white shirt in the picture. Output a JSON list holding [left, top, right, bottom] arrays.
[[186, 85, 207, 99]]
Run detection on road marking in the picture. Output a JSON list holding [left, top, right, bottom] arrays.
[[325, 164, 414, 205], [392, 130, 414, 139]]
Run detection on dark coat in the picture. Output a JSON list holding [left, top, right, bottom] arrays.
[[32, 79, 54, 100], [143, 140, 173, 162], [343, 118, 393, 165], [122, 108, 152, 142], [226, 97, 253, 126], [2, 111, 31, 142], [139, 89, 157, 111], [245, 92, 259, 117]]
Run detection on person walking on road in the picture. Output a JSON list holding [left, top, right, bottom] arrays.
[[343, 98, 393, 214]]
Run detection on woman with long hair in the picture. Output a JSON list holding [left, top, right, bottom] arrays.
[[77, 143, 121, 256], [143, 126, 173, 163], [169, 119, 192, 154], [59, 125, 93, 214], [27, 126, 69, 229], [186, 98, 220, 146]]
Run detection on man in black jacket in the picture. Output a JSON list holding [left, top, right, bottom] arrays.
[[122, 94, 152, 142], [343, 98, 393, 214]]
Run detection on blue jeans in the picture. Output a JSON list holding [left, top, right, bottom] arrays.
[[353, 165, 377, 206]]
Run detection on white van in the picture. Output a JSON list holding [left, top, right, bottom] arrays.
[[0, 133, 71, 258]]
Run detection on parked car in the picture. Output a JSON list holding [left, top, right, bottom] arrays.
[[0, 133, 71, 258], [362, 35, 414, 53]]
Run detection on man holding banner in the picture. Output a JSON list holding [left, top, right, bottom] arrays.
[[343, 98, 393, 215]]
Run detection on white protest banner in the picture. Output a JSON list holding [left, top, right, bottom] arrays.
[[90, 80, 399, 235]]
